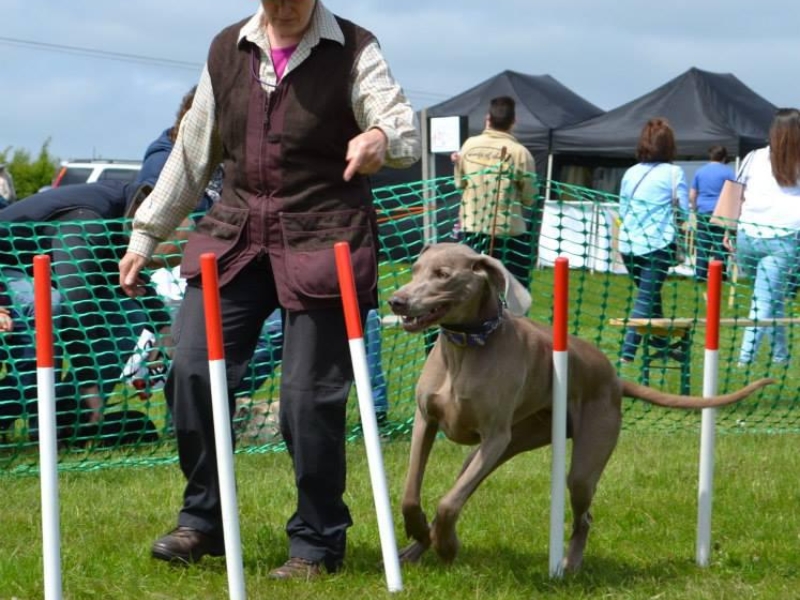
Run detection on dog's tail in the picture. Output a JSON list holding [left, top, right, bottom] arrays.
[[621, 378, 774, 409]]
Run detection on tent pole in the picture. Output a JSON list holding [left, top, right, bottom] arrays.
[[545, 153, 554, 201], [420, 108, 437, 245]]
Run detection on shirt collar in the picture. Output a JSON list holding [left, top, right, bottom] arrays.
[[238, 2, 344, 53], [481, 128, 517, 142]]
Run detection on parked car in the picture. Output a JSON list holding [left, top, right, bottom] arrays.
[[51, 159, 142, 188]]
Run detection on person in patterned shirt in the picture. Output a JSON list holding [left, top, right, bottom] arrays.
[[120, 0, 420, 578]]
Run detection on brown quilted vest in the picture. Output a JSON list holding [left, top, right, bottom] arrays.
[[180, 15, 379, 311]]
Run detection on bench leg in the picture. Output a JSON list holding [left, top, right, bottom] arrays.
[[679, 333, 692, 395], [641, 333, 652, 387]]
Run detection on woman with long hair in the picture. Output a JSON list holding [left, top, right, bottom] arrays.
[[618, 117, 689, 362], [734, 108, 800, 366]]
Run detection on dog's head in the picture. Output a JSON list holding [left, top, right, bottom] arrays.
[[388, 243, 531, 332]]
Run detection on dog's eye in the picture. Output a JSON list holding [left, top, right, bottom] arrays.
[[434, 268, 450, 280]]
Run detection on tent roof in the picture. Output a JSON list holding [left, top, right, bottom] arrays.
[[551, 67, 777, 158], [425, 70, 603, 152]]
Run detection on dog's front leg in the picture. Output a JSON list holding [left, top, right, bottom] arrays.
[[432, 431, 511, 563], [399, 406, 438, 563]]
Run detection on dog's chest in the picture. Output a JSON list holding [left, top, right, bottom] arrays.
[[419, 372, 507, 445]]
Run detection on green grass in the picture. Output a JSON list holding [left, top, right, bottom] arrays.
[[2, 432, 799, 599]]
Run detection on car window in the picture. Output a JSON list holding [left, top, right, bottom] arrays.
[[97, 168, 140, 183], [59, 168, 93, 186]]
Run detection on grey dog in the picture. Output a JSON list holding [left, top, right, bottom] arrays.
[[388, 243, 772, 572]]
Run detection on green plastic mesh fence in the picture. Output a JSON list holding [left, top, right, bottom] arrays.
[[0, 171, 798, 477]]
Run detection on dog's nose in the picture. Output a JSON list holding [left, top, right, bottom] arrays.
[[387, 295, 408, 313]]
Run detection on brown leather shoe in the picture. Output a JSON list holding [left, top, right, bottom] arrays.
[[268, 557, 323, 581], [151, 526, 225, 564]]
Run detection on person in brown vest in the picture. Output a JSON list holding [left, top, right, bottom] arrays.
[[119, 0, 420, 579]]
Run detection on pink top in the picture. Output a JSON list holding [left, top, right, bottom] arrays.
[[270, 44, 298, 80]]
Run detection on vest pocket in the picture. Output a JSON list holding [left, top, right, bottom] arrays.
[[279, 208, 376, 299], [179, 203, 250, 280]]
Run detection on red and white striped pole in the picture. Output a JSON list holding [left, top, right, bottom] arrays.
[[34, 254, 63, 600], [200, 253, 246, 600], [697, 259, 723, 566], [549, 256, 569, 578], [334, 242, 402, 593]]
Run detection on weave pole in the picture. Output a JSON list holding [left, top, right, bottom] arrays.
[[697, 259, 723, 566], [34, 255, 63, 600], [549, 256, 569, 578], [334, 242, 402, 593], [200, 253, 246, 600]]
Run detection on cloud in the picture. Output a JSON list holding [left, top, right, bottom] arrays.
[[3, 0, 799, 159]]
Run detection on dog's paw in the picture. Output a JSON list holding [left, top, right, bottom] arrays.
[[402, 504, 430, 537], [398, 541, 429, 564], [431, 529, 460, 564]]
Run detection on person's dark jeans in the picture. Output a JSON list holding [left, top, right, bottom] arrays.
[[461, 231, 533, 289], [620, 246, 673, 361], [694, 213, 728, 282]]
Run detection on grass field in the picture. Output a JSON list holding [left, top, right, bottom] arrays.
[[2, 431, 799, 599]]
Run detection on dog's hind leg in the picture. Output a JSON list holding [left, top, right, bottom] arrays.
[[399, 407, 439, 563], [562, 402, 621, 572]]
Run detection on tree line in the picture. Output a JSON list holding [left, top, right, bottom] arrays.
[[0, 142, 59, 200]]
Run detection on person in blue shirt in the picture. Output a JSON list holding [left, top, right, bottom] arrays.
[[617, 117, 689, 363], [690, 145, 736, 282]]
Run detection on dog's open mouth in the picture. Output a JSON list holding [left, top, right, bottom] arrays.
[[398, 304, 450, 333]]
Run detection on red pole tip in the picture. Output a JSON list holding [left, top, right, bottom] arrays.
[[200, 254, 225, 360], [553, 257, 569, 352], [334, 242, 363, 340], [33, 254, 55, 368], [705, 260, 723, 350]]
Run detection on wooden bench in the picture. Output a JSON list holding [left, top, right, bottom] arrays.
[[608, 317, 800, 394]]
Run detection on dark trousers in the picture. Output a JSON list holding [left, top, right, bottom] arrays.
[[694, 213, 728, 282], [461, 231, 533, 289], [168, 258, 358, 570], [620, 246, 673, 360]]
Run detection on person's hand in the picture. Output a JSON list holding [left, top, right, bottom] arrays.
[[722, 231, 735, 252], [450, 151, 460, 165], [343, 128, 387, 181], [119, 251, 149, 298], [0, 306, 12, 332]]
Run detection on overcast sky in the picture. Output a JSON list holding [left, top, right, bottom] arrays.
[[2, 0, 798, 162]]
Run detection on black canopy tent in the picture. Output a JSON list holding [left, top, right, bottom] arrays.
[[552, 67, 777, 161], [372, 69, 604, 187], [425, 69, 604, 175]]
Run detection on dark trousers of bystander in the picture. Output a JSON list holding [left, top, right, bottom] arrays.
[[694, 213, 728, 282], [461, 231, 533, 290], [620, 245, 673, 361]]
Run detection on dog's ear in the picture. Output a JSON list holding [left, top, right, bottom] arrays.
[[472, 255, 532, 316]]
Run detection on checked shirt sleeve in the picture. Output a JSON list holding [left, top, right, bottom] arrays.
[[129, 66, 222, 258]]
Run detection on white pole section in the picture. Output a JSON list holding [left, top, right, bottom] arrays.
[[200, 253, 246, 600], [334, 242, 403, 593]]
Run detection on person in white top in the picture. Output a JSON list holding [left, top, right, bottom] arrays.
[[734, 108, 800, 366], [0, 163, 16, 207]]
